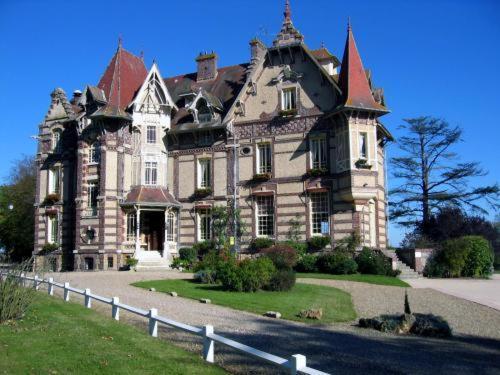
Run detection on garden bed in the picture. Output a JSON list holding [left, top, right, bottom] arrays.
[[296, 273, 410, 287]]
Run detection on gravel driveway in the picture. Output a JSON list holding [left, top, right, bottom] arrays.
[[42, 271, 500, 374]]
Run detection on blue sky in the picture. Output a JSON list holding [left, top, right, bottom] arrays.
[[0, 0, 498, 245]]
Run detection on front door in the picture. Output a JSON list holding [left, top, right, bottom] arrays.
[[141, 211, 164, 251]]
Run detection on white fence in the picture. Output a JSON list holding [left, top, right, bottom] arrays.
[[1, 272, 329, 375]]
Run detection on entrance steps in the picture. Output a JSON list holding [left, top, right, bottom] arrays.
[[381, 250, 421, 280], [135, 251, 170, 271]]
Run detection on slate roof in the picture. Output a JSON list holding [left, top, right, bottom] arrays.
[[338, 25, 388, 113], [310, 47, 340, 67], [164, 64, 249, 126], [122, 186, 181, 207]]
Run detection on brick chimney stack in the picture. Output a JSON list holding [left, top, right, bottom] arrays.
[[196, 51, 218, 82], [249, 38, 266, 63]]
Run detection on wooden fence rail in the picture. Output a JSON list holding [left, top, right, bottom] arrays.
[[0, 272, 329, 375]]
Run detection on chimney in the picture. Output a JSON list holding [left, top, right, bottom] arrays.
[[249, 38, 266, 63], [71, 90, 83, 105], [196, 51, 218, 82]]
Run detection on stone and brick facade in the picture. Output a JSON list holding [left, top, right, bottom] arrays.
[[34, 2, 393, 271]]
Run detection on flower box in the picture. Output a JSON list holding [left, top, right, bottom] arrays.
[[194, 187, 212, 198], [252, 173, 272, 182]]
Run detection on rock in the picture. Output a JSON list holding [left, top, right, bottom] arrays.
[[149, 287, 156, 292], [199, 298, 211, 304], [264, 311, 281, 319], [298, 308, 323, 320], [169, 291, 178, 297]]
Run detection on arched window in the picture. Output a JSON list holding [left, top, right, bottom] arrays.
[[196, 99, 211, 123], [89, 142, 100, 164], [52, 129, 62, 152]]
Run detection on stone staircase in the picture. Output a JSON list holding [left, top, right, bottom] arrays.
[[381, 250, 421, 279], [135, 251, 170, 271]]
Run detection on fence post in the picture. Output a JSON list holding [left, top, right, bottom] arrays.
[[148, 308, 158, 337], [202, 325, 215, 363], [111, 297, 120, 321], [33, 274, 40, 290], [20, 273, 25, 287], [84, 288, 91, 308], [48, 277, 54, 296], [289, 354, 306, 375], [63, 282, 70, 301]]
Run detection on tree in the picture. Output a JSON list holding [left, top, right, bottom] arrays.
[[210, 205, 246, 252], [0, 156, 36, 262], [390, 117, 498, 229]]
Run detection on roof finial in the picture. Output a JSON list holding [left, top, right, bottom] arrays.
[[118, 34, 123, 50], [284, 0, 291, 22], [347, 17, 351, 32], [140, 50, 144, 60], [321, 41, 325, 49]]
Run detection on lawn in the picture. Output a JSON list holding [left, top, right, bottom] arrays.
[[0, 293, 225, 375], [296, 273, 411, 287], [132, 279, 356, 323]]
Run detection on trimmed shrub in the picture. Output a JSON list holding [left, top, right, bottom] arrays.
[[260, 244, 298, 270], [308, 236, 331, 252], [179, 247, 197, 263], [250, 238, 274, 253], [461, 236, 494, 277], [355, 247, 392, 275], [193, 241, 216, 258], [295, 254, 318, 272], [265, 269, 296, 291], [317, 252, 358, 274], [218, 257, 276, 292]]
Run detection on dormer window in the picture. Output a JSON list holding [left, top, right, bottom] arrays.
[[52, 129, 62, 152], [281, 87, 296, 111], [89, 142, 100, 164], [197, 99, 211, 123]]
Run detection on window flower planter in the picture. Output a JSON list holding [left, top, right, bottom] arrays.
[[307, 167, 328, 177], [42, 193, 61, 206], [252, 173, 272, 182], [194, 187, 212, 198], [278, 108, 298, 117], [355, 159, 372, 169]]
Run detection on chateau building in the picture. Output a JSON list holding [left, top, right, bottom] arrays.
[[34, 2, 393, 271]]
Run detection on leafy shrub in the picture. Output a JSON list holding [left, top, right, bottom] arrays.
[[308, 236, 330, 252], [295, 254, 318, 272], [355, 247, 392, 275], [194, 269, 217, 284], [461, 236, 494, 277], [218, 257, 276, 292], [39, 243, 59, 255], [126, 257, 138, 268], [179, 247, 197, 263], [265, 269, 296, 291], [170, 257, 190, 270], [260, 244, 298, 270], [317, 252, 358, 274], [334, 232, 361, 254], [0, 260, 36, 323], [193, 241, 216, 258], [250, 238, 274, 253], [280, 241, 308, 257]]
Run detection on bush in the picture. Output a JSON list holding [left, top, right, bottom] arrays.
[[194, 269, 218, 284], [308, 236, 330, 252], [39, 243, 59, 255], [218, 257, 276, 292], [193, 241, 216, 258], [250, 238, 274, 253], [265, 269, 296, 291], [295, 254, 318, 272], [280, 241, 308, 257], [355, 247, 392, 275], [260, 245, 298, 270], [317, 252, 358, 274], [461, 236, 494, 277], [170, 257, 190, 270], [126, 257, 138, 268], [179, 247, 197, 263]]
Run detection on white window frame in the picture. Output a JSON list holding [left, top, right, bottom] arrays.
[[281, 87, 297, 111], [87, 181, 99, 215], [257, 143, 272, 174], [310, 192, 330, 236], [89, 142, 100, 164], [145, 161, 158, 185], [197, 209, 212, 241], [48, 168, 60, 195], [146, 126, 157, 144], [126, 213, 137, 242], [166, 210, 176, 242], [359, 132, 368, 160], [52, 129, 62, 152], [48, 215, 59, 244], [256, 195, 274, 237], [197, 159, 211, 188], [310, 135, 327, 169]]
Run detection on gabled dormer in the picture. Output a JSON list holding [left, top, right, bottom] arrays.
[[186, 89, 223, 124]]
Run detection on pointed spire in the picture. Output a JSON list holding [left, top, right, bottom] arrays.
[[338, 20, 387, 113], [284, 0, 291, 22], [117, 34, 123, 50], [273, 0, 303, 46]]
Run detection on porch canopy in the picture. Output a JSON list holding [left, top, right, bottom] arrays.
[[122, 186, 181, 208]]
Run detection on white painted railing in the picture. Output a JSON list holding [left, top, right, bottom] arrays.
[[1, 272, 329, 375]]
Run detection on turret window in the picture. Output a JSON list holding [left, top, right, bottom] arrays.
[[359, 132, 368, 159], [147, 126, 157, 144], [145, 162, 158, 185]]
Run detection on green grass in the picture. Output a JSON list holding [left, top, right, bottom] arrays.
[[132, 279, 356, 324], [296, 273, 411, 287], [0, 293, 225, 375]]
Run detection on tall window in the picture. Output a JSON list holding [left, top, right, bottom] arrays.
[[256, 195, 274, 237], [127, 213, 137, 241], [197, 99, 211, 123], [48, 168, 60, 195], [145, 161, 158, 185], [89, 142, 100, 164], [310, 192, 330, 235], [87, 181, 99, 215], [198, 159, 211, 188], [359, 132, 368, 159], [310, 136, 327, 169], [257, 143, 272, 174], [369, 200, 377, 247], [52, 129, 62, 152], [48, 215, 59, 244], [281, 87, 297, 110], [198, 209, 212, 241], [147, 126, 157, 144], [166, 211, 176, 242], [198, 131, 212, 145]]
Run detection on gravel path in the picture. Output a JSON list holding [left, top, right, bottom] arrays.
[[41, 271, 500, 374]]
